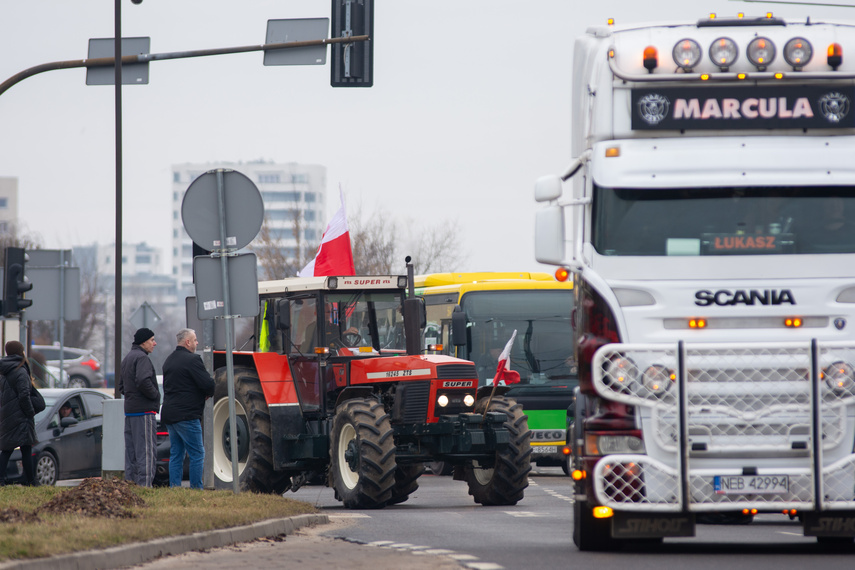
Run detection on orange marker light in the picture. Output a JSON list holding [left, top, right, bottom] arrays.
[[689, 318, 707, 329], [605, 146, 620, 158], [555, 267, 570, 282], [784, 317, 803, 328], [607, 18, 614, 26], [828, 43, 843, 70], [643, 46, 658, 73]]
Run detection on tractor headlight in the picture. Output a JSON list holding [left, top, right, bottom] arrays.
[[463, 394, 475, 407], [437, 395, 449, 407]]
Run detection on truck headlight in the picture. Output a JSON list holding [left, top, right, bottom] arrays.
[[784, 37, 812, 69], [603, 355, 638, 391], [823, 361, 855, 395], [709, 37, 738, 70], [673, 39, 701, 71], [642, 365, 675, 395], [586, 434, 646, 455]]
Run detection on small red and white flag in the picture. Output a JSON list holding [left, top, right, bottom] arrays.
[[298, 189, 355, 277], [492, 330, 521, 386]]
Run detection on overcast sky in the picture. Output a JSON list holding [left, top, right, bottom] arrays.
[[0, 0, 852, 275]]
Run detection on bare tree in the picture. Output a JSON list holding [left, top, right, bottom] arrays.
[[251, 201, 318, 280], [349, 201, 397, 274], [348, 199, 468, 275], [0, 221, 41, 265]]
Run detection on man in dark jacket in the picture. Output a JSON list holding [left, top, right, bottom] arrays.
[[120, 328, 160, 487], [161, 328, 215, 489]]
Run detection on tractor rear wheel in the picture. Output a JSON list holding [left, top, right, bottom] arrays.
[[464, 396, 531, 506], [212, 367, 292, 494], [330, 398, 396, 509]]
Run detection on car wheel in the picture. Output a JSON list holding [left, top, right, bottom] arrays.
[[35, 451, 58, 486], [67, 375, 89, 388]]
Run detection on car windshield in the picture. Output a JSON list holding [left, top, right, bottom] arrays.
[[593, 185, 855, 256]]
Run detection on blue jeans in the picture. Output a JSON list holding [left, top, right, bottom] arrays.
[[166, 420, 204, 489]]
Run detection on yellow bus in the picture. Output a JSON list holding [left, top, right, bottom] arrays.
[[415, 272, 576, 474]]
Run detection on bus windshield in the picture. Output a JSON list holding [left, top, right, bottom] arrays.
[[593, 185, 855, 256], [458, 290, 575, 387]]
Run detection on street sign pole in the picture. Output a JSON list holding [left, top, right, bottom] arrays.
[[215, 169, 240, 495]]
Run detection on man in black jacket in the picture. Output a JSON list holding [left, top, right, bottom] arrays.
[[119, 328, 160, 487], [161, 328, 215, 489]]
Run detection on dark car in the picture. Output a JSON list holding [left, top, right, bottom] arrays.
[[4, 388, 112, 486]]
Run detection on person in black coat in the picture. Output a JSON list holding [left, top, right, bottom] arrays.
[[161, 328, 215, 488], [0, 341, 37, 486]]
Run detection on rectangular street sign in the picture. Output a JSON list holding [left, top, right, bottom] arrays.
[[26, 267, 81, 321], [264, 18, 329, 66], [86, 37, 151, 85], [193, 253, 259, 320]]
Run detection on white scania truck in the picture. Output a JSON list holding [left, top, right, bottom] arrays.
[[534, 13, 855, 550]]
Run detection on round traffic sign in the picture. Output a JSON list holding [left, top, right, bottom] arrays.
[[181, 169, 264, 251]]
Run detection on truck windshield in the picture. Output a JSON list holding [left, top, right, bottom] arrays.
[[593, 185, 855, 256]]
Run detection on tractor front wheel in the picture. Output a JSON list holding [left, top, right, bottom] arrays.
[[330, 398, 396, 509], [464, 396, 531, 506]]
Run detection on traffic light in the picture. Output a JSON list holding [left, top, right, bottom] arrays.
[[4, 247, 33, 315], [330, 0, 374, 87]]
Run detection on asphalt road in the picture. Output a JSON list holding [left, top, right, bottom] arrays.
[[129, 466, 855, 570]]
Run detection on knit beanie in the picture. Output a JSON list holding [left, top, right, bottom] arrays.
[[134, 328, 155, 345]]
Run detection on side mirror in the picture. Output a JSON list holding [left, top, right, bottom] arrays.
[[403, 297, 426, 355], [534, 175, 563, 202], [535, 205, 567, 265], [451, 308, 467, 347], [275, 299, 290, 330], [60, 416, 78, 428]]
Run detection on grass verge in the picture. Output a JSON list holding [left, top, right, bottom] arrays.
[[0, 481, 318, 561]]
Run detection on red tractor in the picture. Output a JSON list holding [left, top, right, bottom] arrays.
[[210, 272, 531, 508]]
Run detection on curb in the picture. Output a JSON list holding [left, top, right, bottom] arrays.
[[0, 513, 330, 570]]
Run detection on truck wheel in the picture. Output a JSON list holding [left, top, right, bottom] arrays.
[[212, 367, 292, 494], [464, 396, 532, 506], [573, 499, 616, 551], [387, 464, 425, 506], [330, 398, 396, 509]]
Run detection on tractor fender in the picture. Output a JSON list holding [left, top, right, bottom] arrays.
[[334, 386, 376, 410], [476, 385, 511, 401]]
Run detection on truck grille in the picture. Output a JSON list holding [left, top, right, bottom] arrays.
[[590, 341, 855, 511], [436, 364, 478, 379]]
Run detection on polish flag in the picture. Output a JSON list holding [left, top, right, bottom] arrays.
[[298, 189, 355, 277], [492, 330, 521, 386]]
